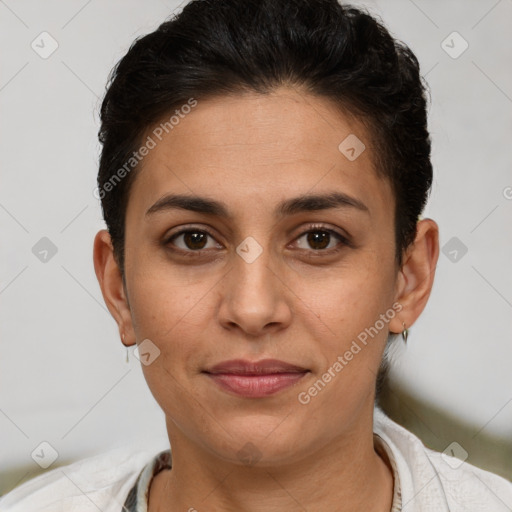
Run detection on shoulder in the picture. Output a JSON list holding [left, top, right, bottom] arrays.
[[373, 406, 512, 511], [0, 445, 164, 512]]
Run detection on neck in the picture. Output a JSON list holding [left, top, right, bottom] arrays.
[[148, 408, 394, 512]]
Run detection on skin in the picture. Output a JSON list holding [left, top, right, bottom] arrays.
[[94, 86, 439, 511]]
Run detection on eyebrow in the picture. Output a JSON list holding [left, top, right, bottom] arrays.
[[145, 191, 369, 219]]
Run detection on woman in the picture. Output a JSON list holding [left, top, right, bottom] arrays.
[[2, 0, 511, 510]]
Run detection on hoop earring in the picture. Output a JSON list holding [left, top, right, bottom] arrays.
[[401, 322, 409, 344], [122, 333, 129, 363]]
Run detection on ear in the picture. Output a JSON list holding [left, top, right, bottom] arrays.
[[389, 218, 439, 335], [93, 229, 136, 346]]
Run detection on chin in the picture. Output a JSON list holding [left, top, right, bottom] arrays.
[[205, 416, 316, 467]]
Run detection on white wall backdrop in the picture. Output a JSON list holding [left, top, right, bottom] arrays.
[[1, 0, 511, 495]]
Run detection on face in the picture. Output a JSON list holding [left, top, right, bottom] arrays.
[[115, 87, 405, 465]]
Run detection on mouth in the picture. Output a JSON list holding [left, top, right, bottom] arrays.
[[203, 359, 310, 398]]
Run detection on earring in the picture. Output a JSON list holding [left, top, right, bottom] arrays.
[[401, 322, 409, 344], [122, 333, 129, 363]]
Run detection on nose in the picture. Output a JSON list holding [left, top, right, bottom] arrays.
[[217, 240, 292, 337]]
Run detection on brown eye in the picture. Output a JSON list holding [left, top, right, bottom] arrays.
[[182, 231, 208, 250], [306, 231, 330, 250], [295, 228, 346, 252], [167, 229, 220, 253]]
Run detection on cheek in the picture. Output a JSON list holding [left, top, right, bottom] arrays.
[[292, 255, 396, 412], [128, 265, 212, 338], [126, 257, 232, 360], [295, 253, 395, 343], [127, 273, 212, 419]]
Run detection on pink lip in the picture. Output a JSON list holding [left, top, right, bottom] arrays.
[[204, 359, 309, 398]]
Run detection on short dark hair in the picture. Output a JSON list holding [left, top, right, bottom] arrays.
[[98, 0, 432, 279]]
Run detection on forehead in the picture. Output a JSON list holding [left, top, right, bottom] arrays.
[[126, 87, 393, 221]]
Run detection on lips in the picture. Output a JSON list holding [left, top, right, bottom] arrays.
[[203, 359, 309, 397], [206, 358, 308, 375]]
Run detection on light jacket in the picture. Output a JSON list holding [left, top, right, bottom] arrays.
[[1, 407, 511, 511]]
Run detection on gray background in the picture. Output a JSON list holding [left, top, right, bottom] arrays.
[[1, 0, 511, 495]]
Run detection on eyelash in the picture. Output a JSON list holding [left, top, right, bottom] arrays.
[[164, 223, 351, 259]]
